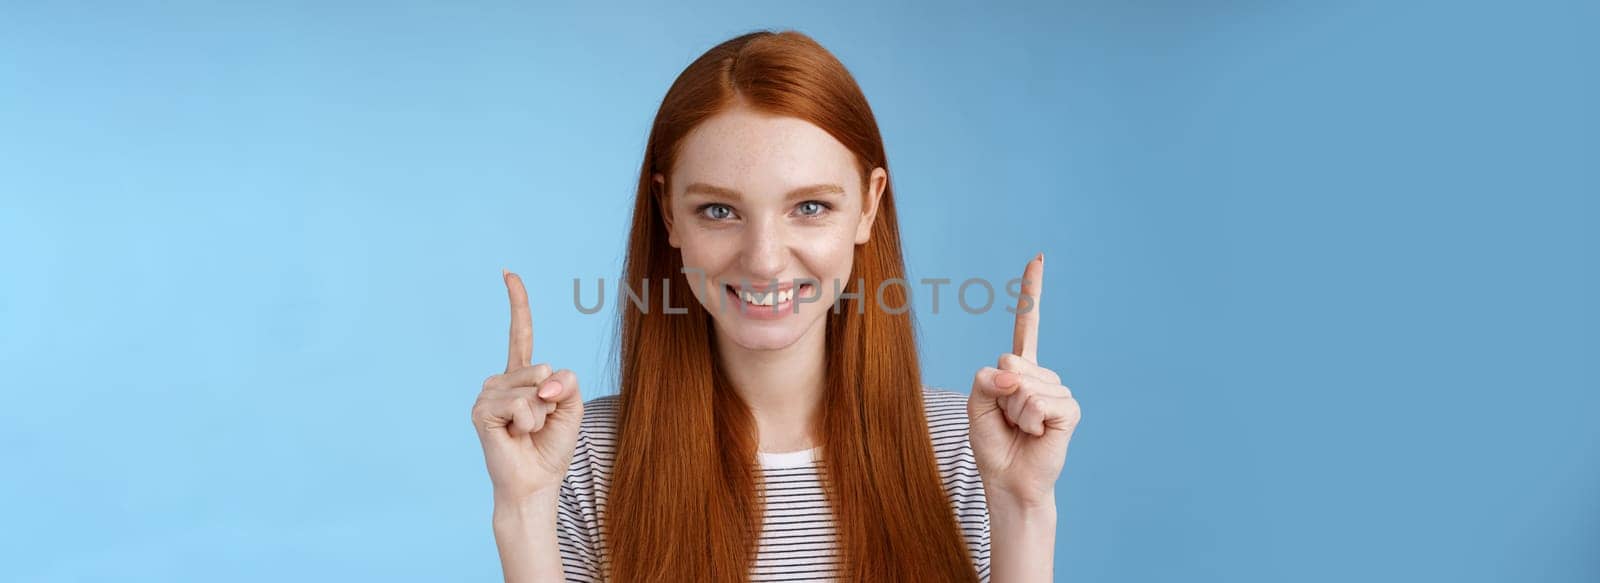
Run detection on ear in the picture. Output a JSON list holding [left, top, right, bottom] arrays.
[[854, 167, 888, 245], [654, 172, 681, 248]]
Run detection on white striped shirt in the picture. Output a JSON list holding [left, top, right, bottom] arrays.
[[554, 387, 992, 582]]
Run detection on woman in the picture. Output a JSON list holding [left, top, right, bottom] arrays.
[[472, 30, 1080, 582]]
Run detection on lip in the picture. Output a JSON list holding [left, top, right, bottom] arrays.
[[721, 280, 798, 293], [722, 282, 815, 320]]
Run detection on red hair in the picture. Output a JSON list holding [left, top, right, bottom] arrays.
[[606, 30, 979, 582]]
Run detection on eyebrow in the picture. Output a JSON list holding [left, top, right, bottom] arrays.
[[682, 182, 845, 200]]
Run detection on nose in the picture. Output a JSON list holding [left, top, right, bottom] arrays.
[[739, 216, 789, 281]]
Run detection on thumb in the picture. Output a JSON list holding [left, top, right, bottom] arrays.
[[537, 369, 584, 412], [970, 366, 1022, 404]]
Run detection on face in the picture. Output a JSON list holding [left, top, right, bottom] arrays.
[[657, 104, 887, 352]]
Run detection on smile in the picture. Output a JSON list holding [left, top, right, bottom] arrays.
[[736, 287, 795, 306], [722, 282, 815, 318]]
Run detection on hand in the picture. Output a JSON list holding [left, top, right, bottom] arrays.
[[968, 253, 1081, 507], [471, 269, 585, 503]]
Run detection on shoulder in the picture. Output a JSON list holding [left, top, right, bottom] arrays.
[[564, 395, 621, 488], [921, 386, 970, 414], [578, 394, 622, 433], [572, 394, 621, 463], [919, 386, 978, 474], [921, 387, 989, 577], [921, 386, 973, 440], [555, 395, 619, 578]]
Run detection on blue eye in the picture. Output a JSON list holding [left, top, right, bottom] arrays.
[[699, 204, 734, 220], [797, 201, 829, 217]]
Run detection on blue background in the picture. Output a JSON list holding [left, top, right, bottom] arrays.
[[2, 0, 1595, 581]]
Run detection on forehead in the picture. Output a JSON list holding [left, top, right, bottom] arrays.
[[672, 106, 860, 194]]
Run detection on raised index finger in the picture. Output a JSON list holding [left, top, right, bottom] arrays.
[[1010, 252, 1044, 362], [503, 268, 533, 373]]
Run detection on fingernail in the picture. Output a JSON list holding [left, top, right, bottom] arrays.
[[538, 380, 561, 399], [996, 372, 1020, 389]]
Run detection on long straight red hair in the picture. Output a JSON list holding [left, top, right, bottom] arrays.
[[606, 30, 979, 582]]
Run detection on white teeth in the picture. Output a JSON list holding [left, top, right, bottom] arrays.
[[736, 287, 795, 306], [742, 290, 770, 305]]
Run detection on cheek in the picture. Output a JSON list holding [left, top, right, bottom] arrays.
[[794, 224, 859, 281], [677, 229, 736, 270], [674, 230, 738, 308]]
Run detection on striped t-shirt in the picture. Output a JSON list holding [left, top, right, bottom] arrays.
[[554, 387, 992, 582]]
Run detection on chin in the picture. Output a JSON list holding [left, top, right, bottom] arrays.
[[716, 320, 809, 352]]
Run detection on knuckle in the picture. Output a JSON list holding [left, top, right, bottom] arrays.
[[481, 374, 501, 391], [997, 353, 1022, 370], [1023, 395, 1045, 413], [473, 400, 502, 422], [557, 369, 580, 388]]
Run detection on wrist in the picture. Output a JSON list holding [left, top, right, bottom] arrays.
[[987, 491, 1058, 583], [492, 489, 559, 530], [987, 488, 1058, 519]]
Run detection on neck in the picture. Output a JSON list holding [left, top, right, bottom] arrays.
[[714, 320, 827, 454]]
